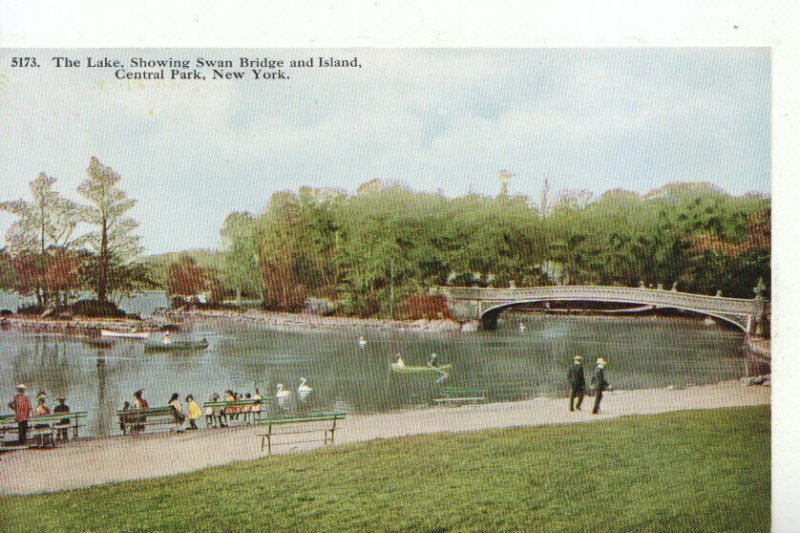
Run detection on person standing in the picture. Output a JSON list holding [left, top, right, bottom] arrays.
[[7, 384, 31, 445], [120, 401, 132, 434], [567, 355, 585, 412], [186, 394, 201, 430], [53, 396, 70, 442], [591, 358, 610, 415]]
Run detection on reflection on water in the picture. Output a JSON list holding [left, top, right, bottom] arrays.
[[0, 316, 746, 438]]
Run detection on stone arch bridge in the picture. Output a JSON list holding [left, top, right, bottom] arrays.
[[439, 285, 768, 334]]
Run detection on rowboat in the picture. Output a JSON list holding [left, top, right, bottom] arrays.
[[101, 329, 150, 339], [390, 363, 451, 374], [85, 338, 115, 349], [143, 339, 209, 352]]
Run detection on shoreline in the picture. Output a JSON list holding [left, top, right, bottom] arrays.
[[173, 308, 466, 333], [0, 379, 770, 495], [2, 306, 770, 336]]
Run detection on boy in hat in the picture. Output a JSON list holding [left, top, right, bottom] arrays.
[[567, 355, 585, 411], [53, 396, 71, 442], [7, 384, 31, 445], [591, 358, 610, 414]]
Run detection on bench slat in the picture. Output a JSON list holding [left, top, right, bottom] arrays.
[[257, 413, 345, 426], [203, 400, 262, 408], [433, 397, 485, 403]]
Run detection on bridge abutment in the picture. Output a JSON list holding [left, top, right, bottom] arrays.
[[446, 298, 481, 323]]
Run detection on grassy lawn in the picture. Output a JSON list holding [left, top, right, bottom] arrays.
[[0, 406, 769, 532]]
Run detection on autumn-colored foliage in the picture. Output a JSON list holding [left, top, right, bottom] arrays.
[[395, 294, 451, 320], [167, 256, 224, 305], [9, 250, 82, 307], [687, 209, 770, 256]]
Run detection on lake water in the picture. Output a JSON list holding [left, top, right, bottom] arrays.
[[0, 315, 746, 438]]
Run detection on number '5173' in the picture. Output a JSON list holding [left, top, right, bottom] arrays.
[[11, 57, 39, 67]]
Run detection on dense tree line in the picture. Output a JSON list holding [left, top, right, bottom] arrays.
[[1, 172, 770, 319], [218, 180, 770, 317]]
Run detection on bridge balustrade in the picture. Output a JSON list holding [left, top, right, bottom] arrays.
[[439, 285, 767, 333]]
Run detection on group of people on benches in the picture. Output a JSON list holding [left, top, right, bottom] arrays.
[[6, 384, 72, 446], [119, 388, 262, 433]]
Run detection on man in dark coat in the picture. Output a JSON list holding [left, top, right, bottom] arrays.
[[567, 355, 585, 411], [591, 358, 610, 414], [53, 396, 70, 442]]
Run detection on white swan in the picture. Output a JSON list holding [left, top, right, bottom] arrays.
[[297, 377, 312, 396], [519, 323, 525, 332], [358, 336, 367, 348], [276, 384, 291, 398], [396, 354, 405, 367]]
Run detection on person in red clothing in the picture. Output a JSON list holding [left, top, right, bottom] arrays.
[[33, 397, 50, 416], [132, 389, 148, 433], [7, 384, 31, 444]]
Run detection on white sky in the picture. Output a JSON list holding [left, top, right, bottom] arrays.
[[0, 48, 770, 255]]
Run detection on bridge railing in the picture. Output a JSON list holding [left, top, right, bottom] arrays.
[[440, 285, 761, 315]]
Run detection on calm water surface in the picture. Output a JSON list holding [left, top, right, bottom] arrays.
[[0, 315, 746, 437]]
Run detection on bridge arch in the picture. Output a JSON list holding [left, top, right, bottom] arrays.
[[479, 298, 748, 332]]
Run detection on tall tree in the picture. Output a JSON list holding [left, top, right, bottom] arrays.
[[220, 212, 263, 299], [253, 192, 311, 311], [77, 157, 142, 302], [0, 173, 80, 307]]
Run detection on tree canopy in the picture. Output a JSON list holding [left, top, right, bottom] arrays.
[[219, 180, 770, 317]]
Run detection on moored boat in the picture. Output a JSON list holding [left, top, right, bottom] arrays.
[[390, 363, 451, 374], [101, 329, 150, 339], [143, 339, 209, 352], [85, 338, 115, 349]]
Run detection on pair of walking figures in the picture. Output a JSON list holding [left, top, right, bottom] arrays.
[[568, 355, 610, 414]]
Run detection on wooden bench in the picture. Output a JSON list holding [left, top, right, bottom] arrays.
[[433, 387, 489, 405], [1, 419, 56, 448], [257, 413, 346, 455], [117, 406, 181, 434], [203, 399, 263, 426], [1, 411, 88, 448]]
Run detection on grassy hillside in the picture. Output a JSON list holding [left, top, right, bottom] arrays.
[[0, 406, 770, 532]]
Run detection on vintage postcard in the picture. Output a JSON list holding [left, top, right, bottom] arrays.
[[0, 5, 787, 531]]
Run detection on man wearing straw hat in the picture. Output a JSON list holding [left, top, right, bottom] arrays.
[[591, 358, 610, 414], [567, 355, 586, 412], [7, 384, 32, 444]]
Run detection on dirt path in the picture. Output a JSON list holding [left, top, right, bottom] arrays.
[[0, 380, 769, 495]]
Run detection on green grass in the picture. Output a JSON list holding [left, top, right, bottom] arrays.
[[0, 406, 770, 532]]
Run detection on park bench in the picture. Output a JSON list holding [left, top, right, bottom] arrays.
[[117, 406, 181, 434], [257, 413, 346, 455], [433, 387, 489, 405], [203, 399, 263, 426], [1, 411, 88, 448]]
